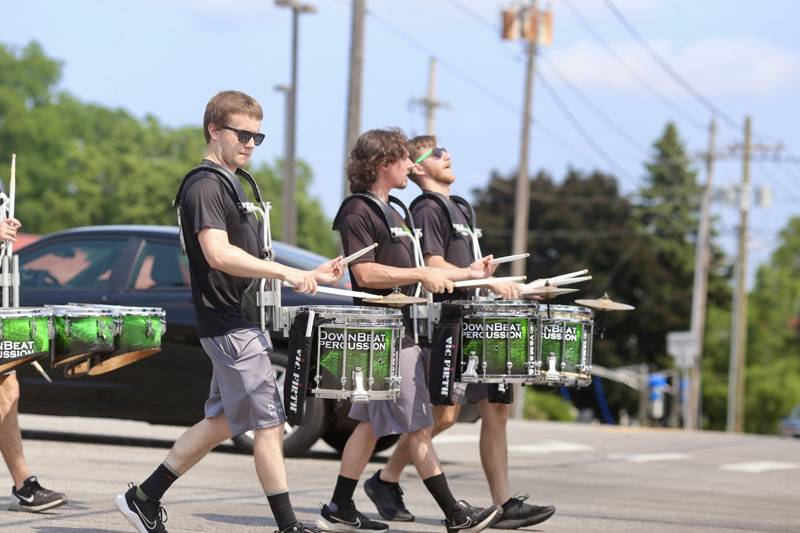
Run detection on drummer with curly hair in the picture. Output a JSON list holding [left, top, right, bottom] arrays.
[[317, 128, 498, 533]]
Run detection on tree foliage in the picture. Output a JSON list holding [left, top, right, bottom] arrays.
[[0, 41, 337, 257]]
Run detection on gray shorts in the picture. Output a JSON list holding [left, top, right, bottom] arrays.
[[200, 327, 286, 437], [348, 344, 434, 437]]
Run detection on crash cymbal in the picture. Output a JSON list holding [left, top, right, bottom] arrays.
[[575, 293, 635, 311], [363, 291, 428, 307], [522, 286, 579, 299]]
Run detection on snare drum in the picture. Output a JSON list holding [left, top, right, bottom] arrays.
[[64, 305, 166, 377], [48, 305, 117, 367], [302, 306, 403, 402], [535, 305, 593, 387], [0, 307, 53, 374], [451, 300, 539, 383]]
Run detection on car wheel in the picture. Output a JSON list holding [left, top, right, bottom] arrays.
[[321, 401, 400, 454], [230, 350, 330, 457]]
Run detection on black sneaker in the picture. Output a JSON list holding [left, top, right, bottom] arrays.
[[9, 476, 67, 512], [363, 470, 415, 522], [444, 500, 498, 533], [492, 494, 555, 529], [114, 483, 168, 533], [277, 522, 321, 533], [317, 501, 389, 532]]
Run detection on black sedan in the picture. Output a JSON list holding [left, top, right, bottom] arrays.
[[15, 224, 385, 455]]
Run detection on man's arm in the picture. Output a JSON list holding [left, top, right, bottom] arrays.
[[425, 254, 518, 298], [198, 228, 331, 293], [350, 262, 454, 294]]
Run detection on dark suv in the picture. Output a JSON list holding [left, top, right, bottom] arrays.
[[14, 225, 368, 455]]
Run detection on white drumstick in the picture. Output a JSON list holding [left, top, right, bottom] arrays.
[[282, 281, 382, 300], [489, 253, 530, 265], [305, 310, 316, 337], [520, 276, 592, 294], [548, 269, 589, 284], [548, 275, 591, 287], [342, 243, 378, 265], [31, 361, 53, 383], [453, 275, 526, 288]]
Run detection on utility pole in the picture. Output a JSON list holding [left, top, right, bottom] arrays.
[[343, 0, 365, 200], [409, 57, 448, 135], [688, 117, 716, 430], [510, 7, 538, 280], [276, 0, 316, 245], [727, 116, 752, 433]]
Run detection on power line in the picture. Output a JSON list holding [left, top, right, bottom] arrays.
[[602, 0, 740, 130], [559, 0, 706, 131], [536, 72, 639, 186], [357, 3, 604, 171]]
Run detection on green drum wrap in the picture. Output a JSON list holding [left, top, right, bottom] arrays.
[[536, 305, 593, 387], [64, 305, 166, 377], [0, 308, 53, 374], [49, 306, 116, 367], [317, 326, 396, 393], [305, 305, 402, 402], [453, 300, 539, 383]]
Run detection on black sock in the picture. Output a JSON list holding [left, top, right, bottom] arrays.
[[267, 491, 297, 531], [139, 463, 179, 502], [331, 475, 358, 508], [423, 473, 458, 517]]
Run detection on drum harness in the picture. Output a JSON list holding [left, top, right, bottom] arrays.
[[333, 192, 430, 344], [173, 164, 281, 332]]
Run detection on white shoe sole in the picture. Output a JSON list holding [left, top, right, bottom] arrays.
[[114, 493, 151, 533], [315, 518, 388, 532], [457, 508, 499, 533], [8, 496, 66, 513]]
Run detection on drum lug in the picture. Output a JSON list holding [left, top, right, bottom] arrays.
[[351, 368, 369, 403], [146, 319, 154, 338], [506, 361, 513, 374], [64, 317, 71, 337], [31, 319, 37, 338], [545, 353, 560, 383], [461, 354, 480, 383]]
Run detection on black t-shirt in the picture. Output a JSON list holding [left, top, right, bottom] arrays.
[[337, 195, 417, 345], [412, 194, 475, 302], [179, 160, 264, 338]]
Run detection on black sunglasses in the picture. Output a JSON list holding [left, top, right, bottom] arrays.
[[222, 126, 266, 146], [414, 146, 447, 164]]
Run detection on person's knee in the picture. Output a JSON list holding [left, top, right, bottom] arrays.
[[408, 426, 433, 447], [433, 406, 459, 433], [479, 401, 509, 428], [0, 374, 20, 415]]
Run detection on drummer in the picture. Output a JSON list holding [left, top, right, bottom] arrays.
[[362, 136, 556, 529], [0, 215, 67, 512], [318, 128, 498, 533]]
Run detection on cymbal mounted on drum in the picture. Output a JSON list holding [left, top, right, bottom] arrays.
[[574, 293, 635, 338]]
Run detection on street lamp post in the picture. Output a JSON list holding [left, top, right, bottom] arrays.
[[275, 0, 316, 245]]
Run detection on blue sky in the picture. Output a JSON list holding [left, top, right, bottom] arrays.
[[2, 0, 799, 277]]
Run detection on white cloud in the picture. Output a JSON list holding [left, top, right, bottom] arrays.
[[548, 36, 800, 96]]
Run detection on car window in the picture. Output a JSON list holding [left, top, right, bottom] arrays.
[[20, 238, 129, 289], [129, 240, 191, 289]]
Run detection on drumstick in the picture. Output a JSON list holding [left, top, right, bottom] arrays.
[[548, 269, 589, 284], [519, 276, 592, 293], [31, 361, 53, 383], [9, 154, 15, 219], [282, 281, 382, 300], [453, 275, 526, 288], [489, 253, 530, 265], [342, 243, 378, 266]]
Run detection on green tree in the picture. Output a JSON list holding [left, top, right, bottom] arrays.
[[0, 40, 337, 257], [743, 216, 800, 433]]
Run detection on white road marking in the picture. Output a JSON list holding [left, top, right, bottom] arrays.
[[719, 461, 800, 474], [508, 440, 594, 454], [608, 453, 692, 463], [433, 435, 480, 444]]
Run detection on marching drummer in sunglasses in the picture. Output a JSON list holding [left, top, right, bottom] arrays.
[[361, 136, 556, 530]]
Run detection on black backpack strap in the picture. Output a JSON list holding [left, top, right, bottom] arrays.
[[410, 191, 475, 236], [333, 192, 407, 240]]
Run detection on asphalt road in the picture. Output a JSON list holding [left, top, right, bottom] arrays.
[[0, 415, 798, 532]]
